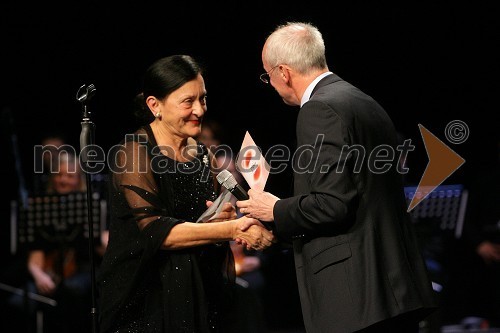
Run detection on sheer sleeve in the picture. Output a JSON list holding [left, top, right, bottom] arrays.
[[114, 136, 168, 227], [110, 132, 184, 256]]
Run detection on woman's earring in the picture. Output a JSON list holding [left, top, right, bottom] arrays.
[[155, 112, 161, 119]]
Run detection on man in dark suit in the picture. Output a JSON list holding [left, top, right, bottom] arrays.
[[237, 22, 437, 332]]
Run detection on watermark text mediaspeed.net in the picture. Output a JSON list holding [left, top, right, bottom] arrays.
[[34, 121, 467, 211]]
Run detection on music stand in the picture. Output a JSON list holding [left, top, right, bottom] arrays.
[[12, 191, 106, 255], [404, 184, 468, 294], [9, 191, 106, 332], [404, 184, 468, 239]]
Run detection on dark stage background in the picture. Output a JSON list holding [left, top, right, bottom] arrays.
[[1, 1, 499, 330], [1, 1, 498, 196]]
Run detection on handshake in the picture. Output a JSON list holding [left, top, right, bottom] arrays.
[[208, 201, 275, 251], [232, 215, 275, 251], [213, 169, 279, 250]]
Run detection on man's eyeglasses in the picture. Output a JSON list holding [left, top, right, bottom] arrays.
[[259, 65, 279, 84]]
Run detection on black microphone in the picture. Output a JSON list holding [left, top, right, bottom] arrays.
[[217, 169, 275, 232], [216, 169, 249, 200]]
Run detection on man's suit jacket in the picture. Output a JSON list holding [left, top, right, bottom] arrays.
[[273, 74, 437, 332]]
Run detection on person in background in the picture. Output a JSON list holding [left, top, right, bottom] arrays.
[[97, 54, 274, 333], [198, 118, 267, 291], [198, 121, 269, 332], [237, 22, 437, 332], [201, 126, 267, 297], [33, 132, 70, 195], [29, 152, 88, 295], [459, 140, 500, 327], [9, 151, 106, 333], [198, 117, 223, 154]]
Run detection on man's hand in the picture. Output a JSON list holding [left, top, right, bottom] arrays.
[[33, 269, 56, 295], [236, 189, 280, 222]]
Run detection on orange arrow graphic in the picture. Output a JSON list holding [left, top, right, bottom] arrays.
[[407, 124, 466, 212]]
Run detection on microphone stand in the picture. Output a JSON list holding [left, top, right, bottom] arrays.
[[76, 84, 99, 333]]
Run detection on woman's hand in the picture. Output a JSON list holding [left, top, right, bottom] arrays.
[[206, 201, 237, 222]]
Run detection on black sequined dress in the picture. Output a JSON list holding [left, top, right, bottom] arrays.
[[97, 125, 235, 333]]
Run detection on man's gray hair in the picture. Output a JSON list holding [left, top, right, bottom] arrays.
[[264, 22, 327, 75]]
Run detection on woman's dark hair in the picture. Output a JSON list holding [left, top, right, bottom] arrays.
[[134, 55, 202, 123]]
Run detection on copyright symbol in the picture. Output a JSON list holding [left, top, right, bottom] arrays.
[[445, 120, 469, 144]]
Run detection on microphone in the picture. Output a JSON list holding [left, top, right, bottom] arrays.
[[76, 83, 96, 104], [217, 169, 274, 231], [216, 169, 249, 200]]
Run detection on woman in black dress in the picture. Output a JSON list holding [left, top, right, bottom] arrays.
[[97, 55, 274, 333]]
